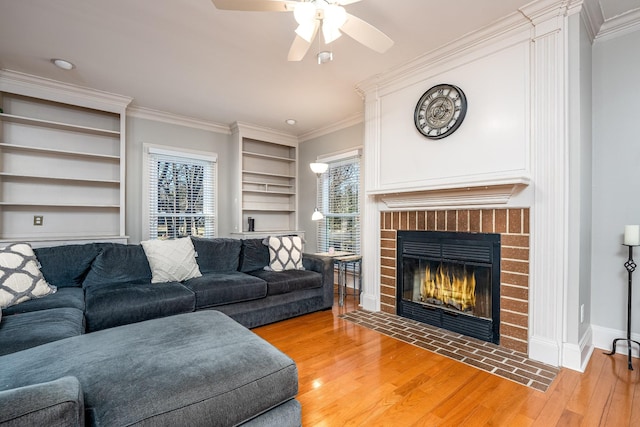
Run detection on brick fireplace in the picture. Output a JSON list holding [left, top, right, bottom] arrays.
[[379, 208, 529, 354]]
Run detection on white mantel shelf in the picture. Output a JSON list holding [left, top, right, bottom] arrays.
[[370, 177, 530, 210]]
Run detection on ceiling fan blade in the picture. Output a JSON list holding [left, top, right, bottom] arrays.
[[211, 0, 295, 12], [288, 35, 312, 61], [340, 13, 394, 53]]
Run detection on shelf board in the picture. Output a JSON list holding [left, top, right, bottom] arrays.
[[0, 202, 120, 208], [242, 207, 296, 212], [243, 189, 295, 195], [242, 151, 295, 162], [0, 143, 120, 160], [242, 170, 295, 179], [242, 180, 293, 188], [0, 235, 128, 244], [0, 113, 120, 137], [0, 172, 119, 185]]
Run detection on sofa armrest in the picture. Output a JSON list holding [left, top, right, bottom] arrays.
[[303, 253, 334, 309], [0, 376, 84, 427]]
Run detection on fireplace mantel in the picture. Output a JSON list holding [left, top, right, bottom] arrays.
[[370, 177, 530, 210]]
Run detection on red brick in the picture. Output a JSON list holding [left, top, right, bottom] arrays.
[[502, 235, 529, 248], [469, 210, 481, 232], [418, 211, 426, 230], [495, 209, 507, 233], [482, 210, 494, 233], [501, 284, 529, 300], [458, 210, 469, 232], [436, 211, 446, 230], [502, 260, 529, 275], [447, 210, 457, 231], [427, 211, 436, 230], [501, 272, 529, 287], [508, 209, 522, 234], [502, 247, 530, 261]]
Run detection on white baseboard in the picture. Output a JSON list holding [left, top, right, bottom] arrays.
[[360, 292, 379, 312], [528, 335, 561, 367], [592, 324, 640, 358], [562, 326, 594, 372]]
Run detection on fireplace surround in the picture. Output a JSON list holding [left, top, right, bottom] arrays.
[[380, 208, 530, 353]]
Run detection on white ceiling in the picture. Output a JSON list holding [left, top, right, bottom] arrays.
[[0, 0, 637, 137]]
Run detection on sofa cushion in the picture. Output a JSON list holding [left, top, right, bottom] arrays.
[[248, 269, 323, 296], [0, 311, 299, 427], [2, 287, 84, 316], [265, 236, 304, 271], [183, 272, 267, 309], [83, 244, 152, 289], [0, 307, 84, 356], [141, 238, 202, 283], [239, 238, 270, 272], [0, 376, 84, 427], [84, 281, 195, 332], [34, 243, 103, 288], [0, 243, 56, 309], [191, 237, 242, 273]]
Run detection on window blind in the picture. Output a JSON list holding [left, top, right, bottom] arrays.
[[316, 152, 361, 254], [147, 149, 216, 239]]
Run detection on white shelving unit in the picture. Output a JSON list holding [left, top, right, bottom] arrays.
[[231, 122, 302, 239], [0, 70, 131, 245]]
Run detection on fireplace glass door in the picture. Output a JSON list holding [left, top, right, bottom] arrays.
[[401, 258, 492, 319]]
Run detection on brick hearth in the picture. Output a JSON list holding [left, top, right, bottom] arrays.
[[380, 208, 530, 353]]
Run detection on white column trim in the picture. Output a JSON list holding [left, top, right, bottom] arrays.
[[361, 87, 382, 312], [524, 3, 570, 367]]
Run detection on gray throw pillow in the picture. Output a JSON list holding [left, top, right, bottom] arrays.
[[264, 236, 305, 272]]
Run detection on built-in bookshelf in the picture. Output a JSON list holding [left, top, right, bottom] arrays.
[[0, 70, 131, 245], [231, 122, 301, 239]]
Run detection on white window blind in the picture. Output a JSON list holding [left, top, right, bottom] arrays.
[[317, 151, 361, 254], [147, 148, 216, 239]]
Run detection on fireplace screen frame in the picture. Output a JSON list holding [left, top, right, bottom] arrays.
[[396, 230, 501, 344]]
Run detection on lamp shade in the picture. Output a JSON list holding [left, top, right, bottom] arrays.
[[312, 208, 324, 221], [310, 162, 328, 174]]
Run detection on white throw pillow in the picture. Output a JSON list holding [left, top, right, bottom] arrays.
[[141, 237, 202, 283], [0, 243, 56, 309], [265, 236, 304, 272]]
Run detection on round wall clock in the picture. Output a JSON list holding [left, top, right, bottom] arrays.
[[414, 84, 467, 139]]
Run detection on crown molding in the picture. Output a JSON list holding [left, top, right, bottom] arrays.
[[0, 69, 131, 113], [577, 0, 604, 42], [595, 7, 640, 42], [298, 112, 363, 142], [231, 121, 298, 146], [126, 105, 231, 134]]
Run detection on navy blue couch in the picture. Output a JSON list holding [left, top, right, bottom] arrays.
[[0, 237, 333, 426]]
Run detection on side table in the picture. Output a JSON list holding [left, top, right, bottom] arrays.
[[334, 255, 362, 307]]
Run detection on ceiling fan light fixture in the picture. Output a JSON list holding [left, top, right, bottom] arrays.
[[293, 2, 316, 25], [295, 23, 316, 42], [322, 4, 346, 44]]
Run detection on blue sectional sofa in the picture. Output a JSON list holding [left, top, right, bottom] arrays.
[[0, 237, 333, 426]]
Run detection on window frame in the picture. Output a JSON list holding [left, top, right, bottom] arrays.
[[316, 148, 362, 254], [142, 144, 218, 241]]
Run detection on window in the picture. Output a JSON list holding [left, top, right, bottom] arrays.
[[316, 150, 361, 254], [144, 145, 217, 240]]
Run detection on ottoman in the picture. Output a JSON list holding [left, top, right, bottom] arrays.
[[0, 311, 300, 426]]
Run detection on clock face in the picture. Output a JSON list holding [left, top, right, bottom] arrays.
[[414, 84, 467, 139]]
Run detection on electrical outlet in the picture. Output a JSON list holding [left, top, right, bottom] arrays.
[[580, 304, 585, 323], [33, 215, 43, 226]]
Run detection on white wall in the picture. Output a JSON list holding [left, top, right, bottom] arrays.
[[298, 124, 364, 251], [591, 27, 640, 349], [125, 116, 233, 243], [373, 33, 531, 194]]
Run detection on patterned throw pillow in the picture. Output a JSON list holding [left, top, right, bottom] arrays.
[[0, 243, 57, 309], [141, 237, 202, 283], [264, 236, 304, 272]]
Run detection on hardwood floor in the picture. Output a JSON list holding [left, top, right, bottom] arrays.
[[253, 298, 640, 426]]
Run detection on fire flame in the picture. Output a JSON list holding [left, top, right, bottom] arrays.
[[421, 263, 476, 312]]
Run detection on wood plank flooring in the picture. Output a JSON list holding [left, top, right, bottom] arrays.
[[253, 298, 640, 426]]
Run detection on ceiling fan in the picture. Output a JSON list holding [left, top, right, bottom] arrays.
[[211, 0, 394, 61]]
